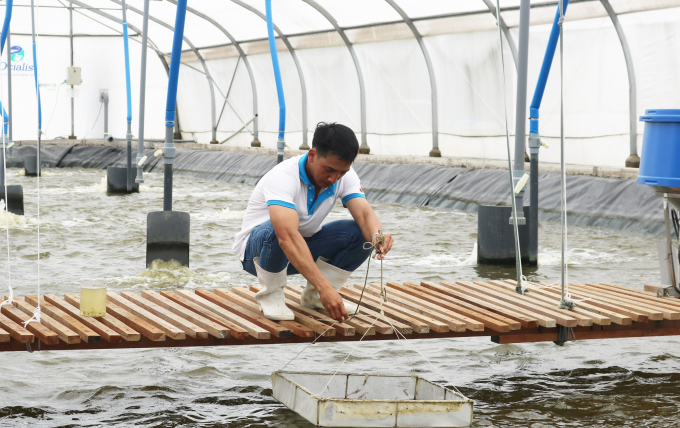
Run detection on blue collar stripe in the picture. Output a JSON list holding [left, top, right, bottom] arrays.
[[298, 153, 337, 215]]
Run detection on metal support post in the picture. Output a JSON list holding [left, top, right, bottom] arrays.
[[512, 0, 531, 225], [528, 134, 541, 266], [69, 1, 76, 139], [600, 0, 639, 168], [136, 0, 149, 184]]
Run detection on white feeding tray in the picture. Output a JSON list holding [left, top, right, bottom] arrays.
[[272, 371, 473, 427]]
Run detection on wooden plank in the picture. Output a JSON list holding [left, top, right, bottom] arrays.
[[532, 285, 647, 323], [42, 294, 122, 343], [402, 281, 542, 329], [196, 289, 292, 338], [159, 291, 248, 339], [413, 282, 518, 332], [0, 312, 33, 343], [356, 283, 467, 332], [588, 283, 680, 312], [1, 304, 59, 345], [644, 284, 667, 294], [174, 290, 270, 340], [10, 297, 80, 344], [464, 281, 579, 327], [240, 286, 355, 336], [102, 300, 165, 341], [24, 295, 100, 343], [141, 290, 231, 339], [122, 292, 209, 339], [107, 292, 186, 340], [64, 294, 141, 342], [210, 288, 316, 338], [279, 320, 316, 338], [479, 282, 612, 326], [479, 281, 593, 327], [599, 282, 669, 299], [378, 283, 485, 331], [338, 287, 433, 333], [559, 284, 664, 320], [0, 325, 9, 343], [433, 281, 550, 328], [503, 280, 632, 325], [284, 286, 395, 334]]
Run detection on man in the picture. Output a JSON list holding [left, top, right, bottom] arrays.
[[233, 122, 394, 322]]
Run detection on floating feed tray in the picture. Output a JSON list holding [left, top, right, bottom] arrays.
[[272, 371, 473, 427]]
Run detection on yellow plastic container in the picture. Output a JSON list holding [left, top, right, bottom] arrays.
[[80, 286, 107, 317]]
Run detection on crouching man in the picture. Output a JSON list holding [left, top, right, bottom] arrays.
[[233, 122, 394, 322]]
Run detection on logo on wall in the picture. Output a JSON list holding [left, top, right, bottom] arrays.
[[0, 45, 34, 73], [10, 46, 23, 62]]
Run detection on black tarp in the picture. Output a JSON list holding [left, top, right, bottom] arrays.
[[8, 144, 662, 234]]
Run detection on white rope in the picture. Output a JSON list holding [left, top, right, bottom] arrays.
[[24, 0, 41, 326], [0, 28, 11, 310], [558, 0, 573, 311], [494, 0, 524, 293]]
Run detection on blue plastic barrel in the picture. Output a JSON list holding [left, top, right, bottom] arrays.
[[638, 109, 680, 188]]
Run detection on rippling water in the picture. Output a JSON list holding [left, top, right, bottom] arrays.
[[0, 167, 677, 427]]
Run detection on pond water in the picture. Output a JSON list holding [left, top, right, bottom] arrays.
[[0, 167, 676, 427]]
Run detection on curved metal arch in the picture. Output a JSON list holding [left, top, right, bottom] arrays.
[[168, 0, 259, 145], [481, 0, 518, 68], [68, 0, 182, 132], [599, 0, 638, 167], [109, 0, 218, 143], [385, 0, 440, 157], [300, 0, 368, 153], [230, 0, 309, 150]]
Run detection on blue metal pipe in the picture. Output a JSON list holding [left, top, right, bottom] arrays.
[[0, 101, 7, 135], [265, 0, 286, 163], [164, 0, 186, 128], [162, 0, 187, 211], [529, 0, 569, 134], [0, 0, 13, 55]]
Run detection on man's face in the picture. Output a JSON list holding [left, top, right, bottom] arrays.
[[306, 148, 352, 189]]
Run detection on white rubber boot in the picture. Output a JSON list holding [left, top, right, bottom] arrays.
[[300, 257, 359, 314], [253, 257, 295, 321]]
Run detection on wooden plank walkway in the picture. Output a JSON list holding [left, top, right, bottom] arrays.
[[2, 280, 680, 352]]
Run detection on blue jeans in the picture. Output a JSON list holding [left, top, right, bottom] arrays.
[[242, 219, 371, 275]]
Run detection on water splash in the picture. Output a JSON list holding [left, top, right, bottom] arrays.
[[109, 259, 231, 289], [0, 201, 28, 227], [216, 208, 244, 220], [19, 169, 25, 176]]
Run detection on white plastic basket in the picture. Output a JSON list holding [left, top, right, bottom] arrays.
[[272, 371, 473, 427]]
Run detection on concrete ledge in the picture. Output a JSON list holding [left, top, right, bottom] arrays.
[[13, 139, 640, 180]]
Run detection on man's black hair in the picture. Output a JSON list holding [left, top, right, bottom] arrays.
[[311, 122, 359, 163]]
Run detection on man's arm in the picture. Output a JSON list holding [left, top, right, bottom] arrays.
[[268, 205, 348, 321], [345, 198, 393, 259]]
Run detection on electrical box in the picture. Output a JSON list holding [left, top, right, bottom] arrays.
[[67, 66, 82, 85]]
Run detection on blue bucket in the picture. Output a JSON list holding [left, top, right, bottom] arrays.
[[638, 109, 680, 188]]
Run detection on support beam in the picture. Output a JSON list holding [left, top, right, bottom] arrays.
[[230, 0, 308, 150], [600, 0, 638, 168], [109, 0, 216, 144], [173, 1, 259, 147], [301, 0, 368, 154], [385, 0, 440, 158]]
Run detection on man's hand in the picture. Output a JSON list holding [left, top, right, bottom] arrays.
[[317, 285, 349, 322], [373, 233, 394, 260]]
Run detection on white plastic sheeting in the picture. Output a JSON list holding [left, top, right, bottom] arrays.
[[2, 0, 680, 166]]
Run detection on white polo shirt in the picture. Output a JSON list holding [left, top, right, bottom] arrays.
[[233, 153, 365, 261]]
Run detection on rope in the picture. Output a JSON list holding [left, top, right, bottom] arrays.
[[24, 0, 41, 327], [0, 47, 11, 311], [493, 0, 524, 294], [558, 0, 573, 311], [281, 230, 464, 399]]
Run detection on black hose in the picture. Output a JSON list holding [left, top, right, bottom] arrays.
[[672, 209, 679, 241]]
